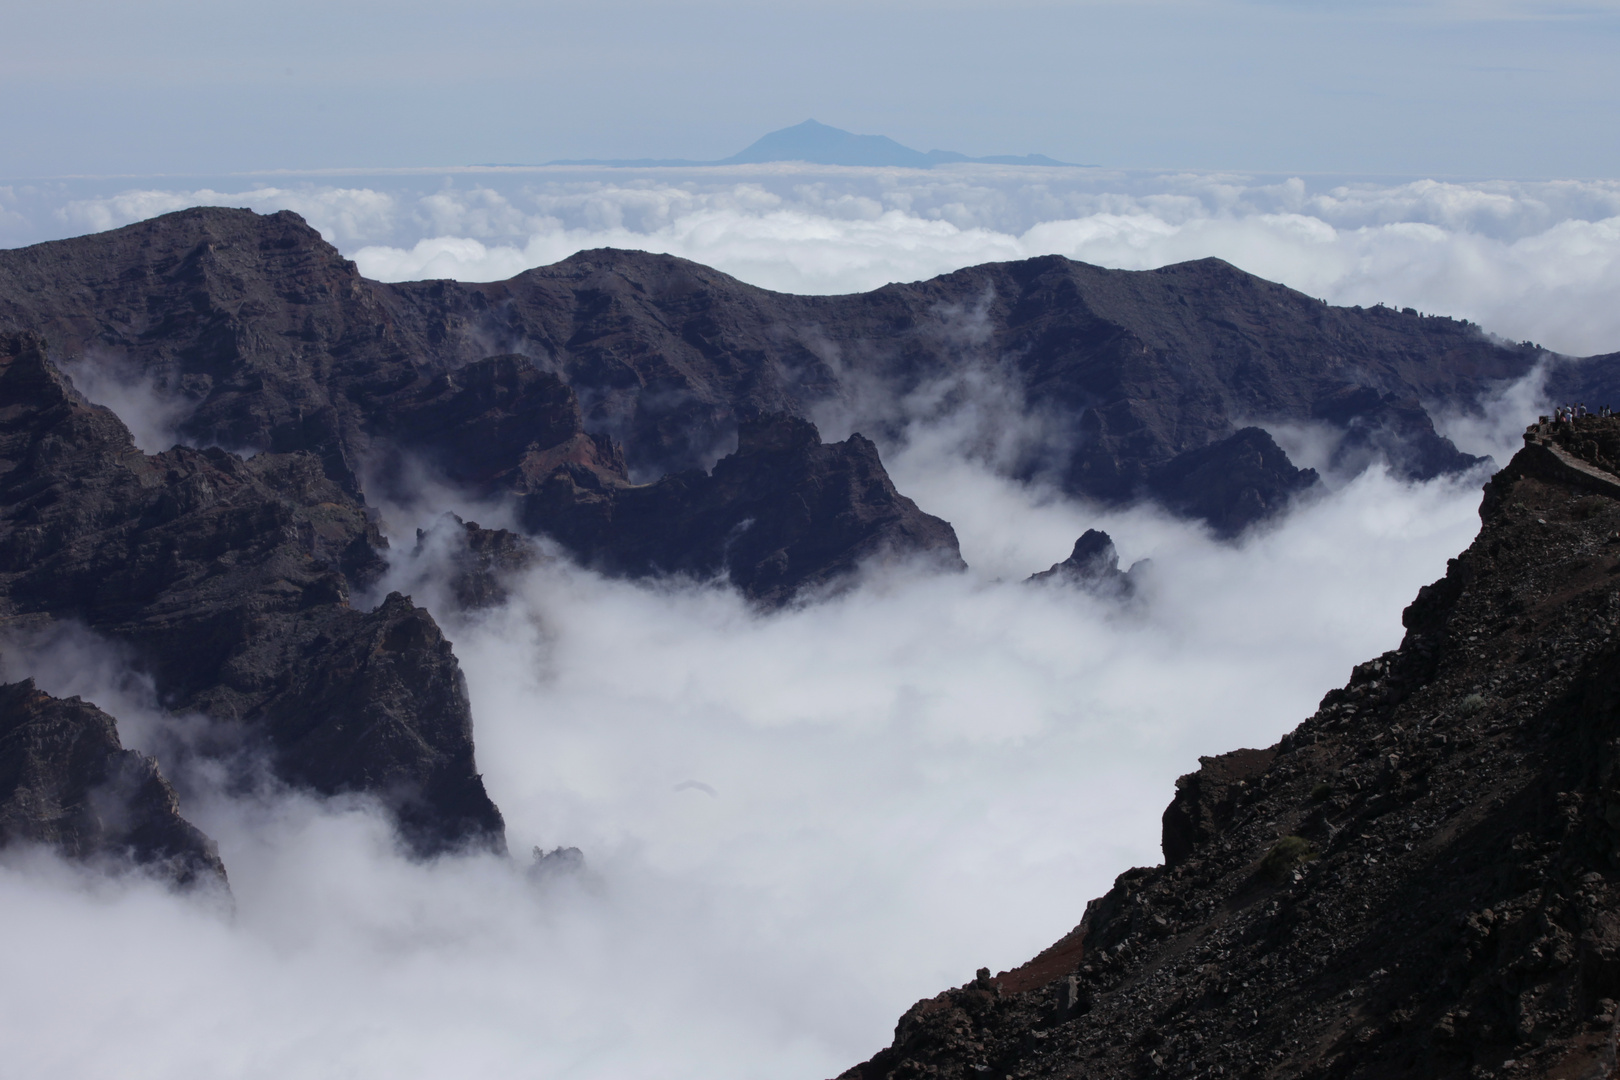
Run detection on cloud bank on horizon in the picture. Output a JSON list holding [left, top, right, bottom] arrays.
[[7, 165, 1620, 357]]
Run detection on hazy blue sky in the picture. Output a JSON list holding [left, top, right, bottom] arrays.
[[4, 0, 1618, 179]]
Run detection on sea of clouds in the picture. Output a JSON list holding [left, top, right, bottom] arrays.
[[0, 163, 1596, 1079]]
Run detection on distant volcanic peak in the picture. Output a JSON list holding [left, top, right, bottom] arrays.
[[545, 119, 1076, 169], [721, 119, 939, 168], [0, 679, 225, 887]]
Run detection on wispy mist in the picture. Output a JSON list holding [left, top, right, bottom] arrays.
[[58, 353, 195, 454]]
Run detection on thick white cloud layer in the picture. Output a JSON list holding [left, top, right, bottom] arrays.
[[8, 165, 1620, 356]]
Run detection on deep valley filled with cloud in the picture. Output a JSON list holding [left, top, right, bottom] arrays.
[[6, 3, 1620, 1076]]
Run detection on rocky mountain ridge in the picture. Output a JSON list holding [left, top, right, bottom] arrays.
[[0, 213, 970, 877], [3, 207, 1601, 538], [2, 204, 1616, 938]]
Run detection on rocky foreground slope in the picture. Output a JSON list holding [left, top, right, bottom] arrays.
[[841, 417, 1620, 1080]]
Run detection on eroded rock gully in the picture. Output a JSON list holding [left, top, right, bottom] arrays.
[[841, 417, 1620, 1080]]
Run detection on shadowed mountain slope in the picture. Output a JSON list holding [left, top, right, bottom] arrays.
[[524, 412, 964, 605]]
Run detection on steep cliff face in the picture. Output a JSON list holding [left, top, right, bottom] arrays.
[[0, 332, 503, 856], [841, 417, 1620, 1080], [523, 412, 964, 605], [0, 679, 224, 887], [0, 208, 1573, 536]]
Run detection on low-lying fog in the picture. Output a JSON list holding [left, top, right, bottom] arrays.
[[0, 367, 1533, 1079]]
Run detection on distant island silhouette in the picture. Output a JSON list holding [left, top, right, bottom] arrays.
[[514, 119, 1077, 169]]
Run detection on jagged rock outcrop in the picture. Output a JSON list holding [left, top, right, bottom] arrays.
[[0, 679, 224, 886], [1147, 427, 1320, 537], [523, 412, 964, 605], [411, 515, 539, 612], [1028, 529, 1142, 597], [1159, 746, 1278, 869], [0, 207, 1582, 536], [839, 415, 1620, 1079], [0, 332, 503, 855]]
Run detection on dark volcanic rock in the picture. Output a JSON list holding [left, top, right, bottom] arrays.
[[0, 332, 503, 855], [1028, 529, 1140, 597], [0, 678, 224, 886], [1160, 746, 1276, 868], [523, 412, 965, 606], [839, 415, 1620, 1079], [1148, 426, 1320, 536], [365, 352, 585, 496], [412, 515, 540, 612], [0, 208, 1568, 535]]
